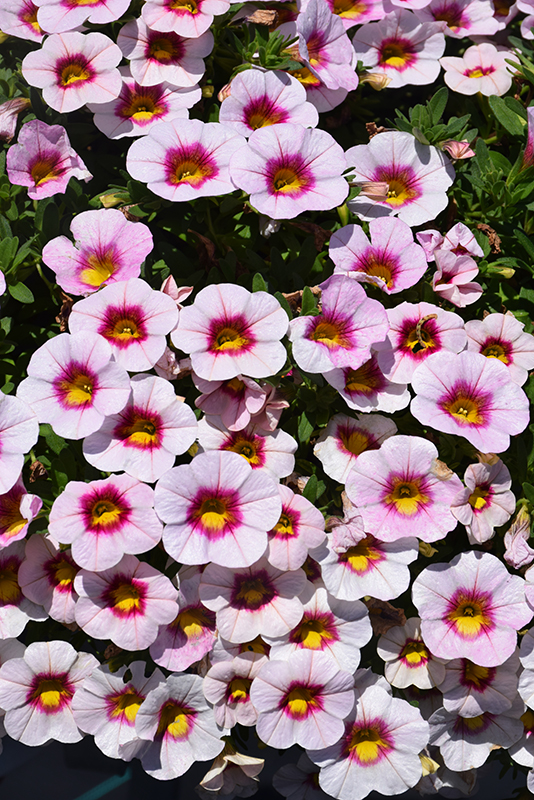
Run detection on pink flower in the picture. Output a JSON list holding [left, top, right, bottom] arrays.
[[465, 312, 534, 386], [504, 508, 534, 570], [321, 0, 385, 28], [0, 540, 47, 638], [451, 460, 515, 544], [0, 0, 44, 42], [415, 0, 500, 38], [432, 249, 483, 307], [0, 98, 31, 143], [440, 42, 519, 96], [266, 485, 326, 571], [416, 221, 483, 261], [142, 0, 230, 39], [22, 31, 122, 113], [18, 534, 78, 624], [35, 0, 131, 33], [439, 651, 519, 718], [194, 374, 269, 432], [377, 617, 447, 690], [0, 394, 39, 495], [323, 355, 410, 414], [203, 652, 264, 729], [440, 139, 476, 159], [0, 478, 42, 549], [7, 119, 91, 200]]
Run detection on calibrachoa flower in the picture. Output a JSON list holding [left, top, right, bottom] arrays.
[[0, 0, 43, 41], [142, 0, 230, 39], [266, 485, 326, 572], [352, 9, 446, 88], [72, 662, 164, 760], [346, 435, 462, 543], [17, 331, 131, 440], [251, 650, 355, 749], [439, 651, 520, 717], [0, 393, 38, 495], [18, 535, 78, 624], [203, 652, 264, 728], [329, 217, 428, 294], [219, 69, 319, 137], [0, 98, 31, 143], [7, 119, 91, 200], [440, 42, 518, 96], [35, 0, 131, 33], [345, 131, 455, 226], [0, 478, 42, 549], [83, 374, 198, 483], [465, 312, 534, 386], [377, 617, 446, 690], [416, 220, 484, 261], [431, 249, 483, 307], [314, 412, 397, 485], [198, 745, 265, 798], [117, 19, 213, 87], [173, 283, 289, 381], [89, 67, 200, 140], [0, 540, 47, 638], [374, 301, 467, 384], [229, 123, 348, 219], [323, 355, 411, 414], [127, 119, 245, 202], [69, 278, 179, 372], [413, 550, 532, 667], [21, 31, 122, 114], [194, 374, 268, 431], [155, 450, 282, 568], [451, 460, 516, 545], [288, 275, 389, 374], [308, 685, 429, 800], [74, 554, 179, 651], [41, 208, 154, 296], [199, 556, 307, 643], [0, 640, 98, 746], [505, 508, 534, 570], [49, 474, 163, 572], [415, 0, 500, 38], [410, 350, 530, 453], [322, 0, 385, 28], [266, 584, 372, 672]]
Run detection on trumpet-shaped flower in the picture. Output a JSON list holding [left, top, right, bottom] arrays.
[[505, 508, 534, 570], [266, 485, 326, 572], [377, 617, 446, 690], [415, 0, 500, 38], [439, 650, 519, 718], [0, 393, 38, 495], [21, 31, 122, 114], [416, 221, 484, 261], [465, 312, 534, 387], [413, 550, 532, 667], [0, 478, 42, 549], [431, 249, 482, 307], [323, 355, 410, 414], [440, 42, 518, 96], [7, 119, 91, 201], [41, 208, 154, 296], [173, 283, 289, 381], [17, 331, 131, 441], [194, 374, 268, 431], [322, 0, 385, 28], [0, 640, 98, 746], [18, 535, 78, 624], [203, 652, 264, 729], [410, 350, 530, 453], [451, 459, 515, 545], [0, 540, 47, 638], [34, 0, 131, 33], [0, 0, 44, 42], [197, 745, 265, 798], [83, 374, 197, 483], [142, 0, 230, 39]]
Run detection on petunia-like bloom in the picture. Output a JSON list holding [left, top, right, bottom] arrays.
[[41, 208, 154, 296], [21, 31, 122, 114], [117, 19, 213, 88], [323, 355, 410, 414], [127, 119, 245, 202], [0, 0, 44, 42], [321, 0, 385, 28], [505, 508, 534, 570], [219, 69, 319, 137], [18, 534, 78, 624], [413, 550, 532, 667], [69, 279, 178, 373], [229, 123, 348, 220], [197, 744, 265, 799], [440, 42, 518, 96], [345, 131, 455, 227], [266, 485, 326, 572], [288, 275, 389, 375], [451, 459, 515, 545], [194, 374, 268, 432], [0, 640, 98, 746], [154, 450, 282, 568], [439, 650, 519, 718], [49, 474, 163, 572], [72, 661, 164, 760], [410, 350, 530, 454], [173, 283, 289, 382], [431, 249, 482, 307], [197, 417, 297, 479], [308, 685, 429, 800], [7, 119, 91, 201], [330, 218, 428, 294], [415, 0, 500, 38], [17, 332, 131, 441], [465, 312, 534, 387], [346, 435, 462, 543], [314, 413, 397, 485], [266, 584, 371, 672], [0, 540, 47, 638], [134, 673, 225, 781], [374, 301, 466, 385], [34, 0, 131, 33], [377, 617, 446, 690], [142, 0, 229, 38], [416, 220, 484, 261], [0, 478, 42, 549], [203, 652, 264, 729], [74, 554, 179, 651], [149, 566, 216, 672], [83, 374, 197, 483], [352, 9, 446, 88], [1, 382, 38, 487], [0, 98, 31, 144], [89, 67, 200, 140], [199, 556, 306, 643]]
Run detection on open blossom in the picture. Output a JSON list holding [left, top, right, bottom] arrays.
[[142, 0, 230, 39], [465, 312, 534, 386], [203, 652, 264, 729], [34, 0, 131, 33], [0, 98, 31, 143], [266, 485, 326, 572], [505, 508, 534, 570], [0, 394, 38, 495], [42, 208, 154, 296], [288, 275, 389, 374], [377, 617, 446, 690], [346, 435, 462, 543], [413, 550, 532, 667], [17, 332, 131, 441], [440, 42, 518, 96], [451, 460, 515, 545], [22, 31, 122, 114], [0, 640, 98, 746], [415, 0, 500, 38], [219, 69, 319, 137], [194, 374, 268, 432], [0, 478, 42, 549], [229, 123, 348, 220], [439, 650, 520, 718], [323, 355, 410, 414], [416, 220, 484, 261], [346, 131, 455, 226], [7, 119, 91, 201], [18, 535, 78, 624], [173, 283, 289, 382], [432, 249, 482, 307], [127, 119, 245, 202], [410, 350, 530, 454], [0, 0, 44, 42], [321, 0, 385, 28], [0, 540, 47, 638], [198, 745, 265, 799]]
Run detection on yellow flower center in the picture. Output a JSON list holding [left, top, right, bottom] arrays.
[[272, 512, 296, 537], [481, 342, 509, 363], [379, 41, 413, 69], [30, 157, 62, 186], [51, 558, 77, 589], [31, 677, 73, 712], [170, 0, 199, 11], [171, 159, 212, 185], [444, 395, 484, 426], [289, 66, 321, 86], [447, 596, 491, 639], [309, 320, 351, 349], [81, 250, 117, 288], [224, 435, 261, 466], [22, 3, 43, 32], [348, 725, 391, 764], [291, 614, 336, 650], [156, 701, 195, 740], [193, 496, 235, 534], [522, 708, 534, 733], [0, 495, 28, 540], [109, 582, 142, 615], [385, 177, 418, 206], [227, 677, 251, 704], [90, 498, 123, 528], [283, 685, 321, 719], [339, 428, 371, 456], [149, 38, 177, 62], [344, 361, 380, 394], [234, 578, 272, 609], [213, 326, 249, 352], [462, 660, 491, 687], [174, 606, 214, 638], [239, 636, 270, 655], [109, 689, 144, 724], [400, 639, 429, 666], [272, 167, 306, 194], [0, 565, 21, 604], [341, 536, 383, 574], [58, 372, 94, 406], [60, 62, 91, 86], [362, 259, 394, 288], [385, 477, 429, 516], [332, 0, 366, 17], [119, 415, 159, 448], [468, 486, 489, 510]]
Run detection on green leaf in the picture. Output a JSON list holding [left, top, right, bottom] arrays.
[[300, 286, 317, 316], [8, 282, 34, 303], [302, 474, 318, 503], [274, 291, 292, 319], [514, 228, 534, 263], [519, 286, 534, 304], [252, 272, 268, 293], [489, 95, 525, 137], [428, 87, 448, 125], [0, 237, 18, 270], [40, 423, 68, 455], [475, 138, 492, 173], [298, 411, 315, 444], [523, 482, 534, 505]]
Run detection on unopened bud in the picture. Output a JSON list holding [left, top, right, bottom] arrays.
[[217, 82, 232, 102], [202, 85, 214, 98], [0, 31, 9, 44], [359, 72, 391, 91], [441, 139, 475, 159], [337, 203, 350, 227], [420, 754, 440, 777], [99, 192, 124, 208], [357, 181, 389, 201]]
